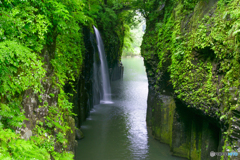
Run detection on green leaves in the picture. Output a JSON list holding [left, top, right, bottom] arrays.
[[0, 41, 45, 130], [0, 41, 45, 95], [0, 129, 50, 160], [146, 0, 240, 157], [232, 29, 240, 36], [220, 115, 227, 120]]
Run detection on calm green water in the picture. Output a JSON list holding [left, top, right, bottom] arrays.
[[75, 57, 186, 160]]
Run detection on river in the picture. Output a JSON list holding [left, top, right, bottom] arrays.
[[75, 57, 186, 160]]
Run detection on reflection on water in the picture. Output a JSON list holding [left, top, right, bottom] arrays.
[[76, 57, 186, 160]]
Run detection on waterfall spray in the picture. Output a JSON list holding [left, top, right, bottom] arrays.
[[93, 26, 113, 104]]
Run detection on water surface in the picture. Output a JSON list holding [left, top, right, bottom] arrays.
[[76, 57, 186, 160]]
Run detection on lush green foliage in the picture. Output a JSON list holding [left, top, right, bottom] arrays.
[[0, 0, 149, 159], [122, 18, 145, 57], [0, 0, 89, 159], [3, 0, 239, 159], [0, 41, 45, 128], [141, 0, 240, 158], [0, 128, 50, 159], [84, 0, 145, 65]]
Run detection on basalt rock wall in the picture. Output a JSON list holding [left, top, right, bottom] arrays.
[[142, 0, 240, 159], [64, 26, 124, 130], [20, 25, 124, 159]]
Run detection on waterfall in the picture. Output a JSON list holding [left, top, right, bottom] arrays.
[[90, 33, 100, 106], [93, 26, 113, 104]]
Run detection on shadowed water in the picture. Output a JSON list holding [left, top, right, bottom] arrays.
[[76, 57, 186, 160]]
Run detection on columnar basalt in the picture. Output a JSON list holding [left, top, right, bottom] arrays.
[[142, 0, 240, 159]]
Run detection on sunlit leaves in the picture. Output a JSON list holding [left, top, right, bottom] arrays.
[[151, 2, 240, 155], [0, 0, 89, 159], [0, 129, 50, 160], [0, 41, 45, 96]]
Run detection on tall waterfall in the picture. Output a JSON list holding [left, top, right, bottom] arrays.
[[93, 26, 113, 104]]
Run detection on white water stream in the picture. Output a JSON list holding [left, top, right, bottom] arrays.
[[93, 26, 113, 104]]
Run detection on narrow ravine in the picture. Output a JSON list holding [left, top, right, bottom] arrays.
[[75, 57, 186, 160]]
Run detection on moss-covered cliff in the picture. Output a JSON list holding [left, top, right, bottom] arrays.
[[142, 0, 240, 159], [0, 0, 126, 159], [3, 0, 240, 159]]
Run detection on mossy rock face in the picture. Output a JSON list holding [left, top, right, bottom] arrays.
[[142, 0, 240, 158], [171, 105, 192, 159], [200, 120, 220, 160], [145, 82, 221, 159], [76, 128, 84, 140], [151, 95, 175, 144], [66, 116, 76, 154]]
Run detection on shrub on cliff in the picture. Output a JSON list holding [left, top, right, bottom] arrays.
[[0, 0, 88, 159]]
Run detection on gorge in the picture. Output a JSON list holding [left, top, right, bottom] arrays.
[[1, 0, 240, 160]]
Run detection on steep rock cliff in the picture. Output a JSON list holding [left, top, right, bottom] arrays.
[[142, 0, 240, 159]]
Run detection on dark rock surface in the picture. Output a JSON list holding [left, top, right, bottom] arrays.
[[140, 1, 239, 159], [76, 128, 84, 140]]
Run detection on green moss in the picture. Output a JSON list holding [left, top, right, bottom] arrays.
[[142, 0, 240, 156], [154, 127, 161, 139], [190, 120, 202, 160], [168, 100, 175, 149], [151, 97, 176, 146], [190, 146, 201, 160], [172, 143, 190, 159]]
